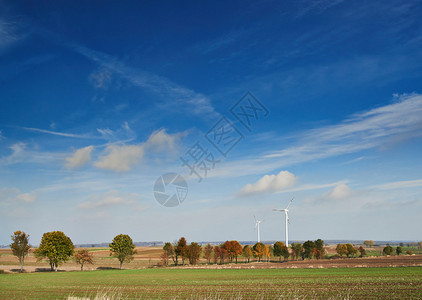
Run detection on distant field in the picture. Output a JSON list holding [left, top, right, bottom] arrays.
[[0, 267, 421, 299]]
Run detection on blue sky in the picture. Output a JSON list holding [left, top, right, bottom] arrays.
[[1, 0, 422, 245]]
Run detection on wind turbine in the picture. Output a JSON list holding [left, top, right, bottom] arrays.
[[273, 197, 294, 247], [254, 215, 264, 243]]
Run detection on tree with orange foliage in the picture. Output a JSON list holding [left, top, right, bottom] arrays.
[[253, 242, 266, 262], [74, 249, 94, 271], [214, 245, 228, 264], [204, 243, 213, 264], [264, 245, 271, 262], [187, 242, 202, 265], [222, 240, 243, 263], [243, 245, 253, 263], [175, 237, 188, 265]]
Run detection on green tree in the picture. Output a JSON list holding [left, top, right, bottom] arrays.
[[291, 243, 303, 260], [204, 244, 213, 264], [281, 245, 290, 261], [315, 239, 326, 256], [10, 231, 31, 272], [242, 245, 253, 263], [34, 231, 74, 271], [396, 246, 403, 256], [187, 242, 202, 265], [336, 244, 348, 257], [364, 240, 374, 247], [109, 234, 136, 269], [302, 240, 316, 259], [273, 241, 285, 262], [383, 245, 394, 256], [346, 244, 357, 257], [74, 249, 94, 271]]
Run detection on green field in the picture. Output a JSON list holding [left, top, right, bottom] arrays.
[[1, 267, 421, 299]]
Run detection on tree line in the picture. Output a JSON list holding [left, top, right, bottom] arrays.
[[161, 237, 328, 266], [7, 230, 137, 271], [7, 230, 421, 271]]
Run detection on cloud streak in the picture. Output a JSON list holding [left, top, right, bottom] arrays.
[[210, 93, 422, 180], [23, 127, 99, 139], [69, 42, 218, 118]]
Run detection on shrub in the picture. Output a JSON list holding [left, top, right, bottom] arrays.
[[383, 245, 394, 255]]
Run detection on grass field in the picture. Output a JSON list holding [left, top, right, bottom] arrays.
[[0, 267, 421, 299]]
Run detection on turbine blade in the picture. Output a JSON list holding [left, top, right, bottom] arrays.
[[286, 197, 294, 210]]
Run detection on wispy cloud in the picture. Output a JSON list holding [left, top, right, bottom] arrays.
[[266, 93, 422, 159], [296, 0, 345, 18], [69, 42, 218, 118], [89, 67, 112, 89], [0, 17, 22, 49], [371, 179, 422, 191], [0, 187, 36, 203], [211, 93, 422, 179], [78, 190, 148, 211], [22, 127, 99, 139]]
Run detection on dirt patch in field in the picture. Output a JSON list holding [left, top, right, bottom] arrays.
[[172, 255, 422, 270]]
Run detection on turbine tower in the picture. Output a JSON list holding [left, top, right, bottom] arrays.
[[273, 197, 294, 247], [254, 215, 264, 243]]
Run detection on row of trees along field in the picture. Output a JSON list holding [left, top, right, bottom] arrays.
[[161, 238, 327, 266], [8, 231, 136, 272], [336, 243, 415, 257], [7, 230, 422, 271]]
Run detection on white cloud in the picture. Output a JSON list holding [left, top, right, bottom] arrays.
[[145, 128, 185, 152], [94, 129, 184, 172], [239, 171, 296, 196], [78, 190, 145, 210], [0, 187, 36, 203], [94, 144, 144, 172], [65, 146, 94, 169], [0, 142, 26, 166], [323, 183, 352, 200], [16, 193, 36, 203]]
